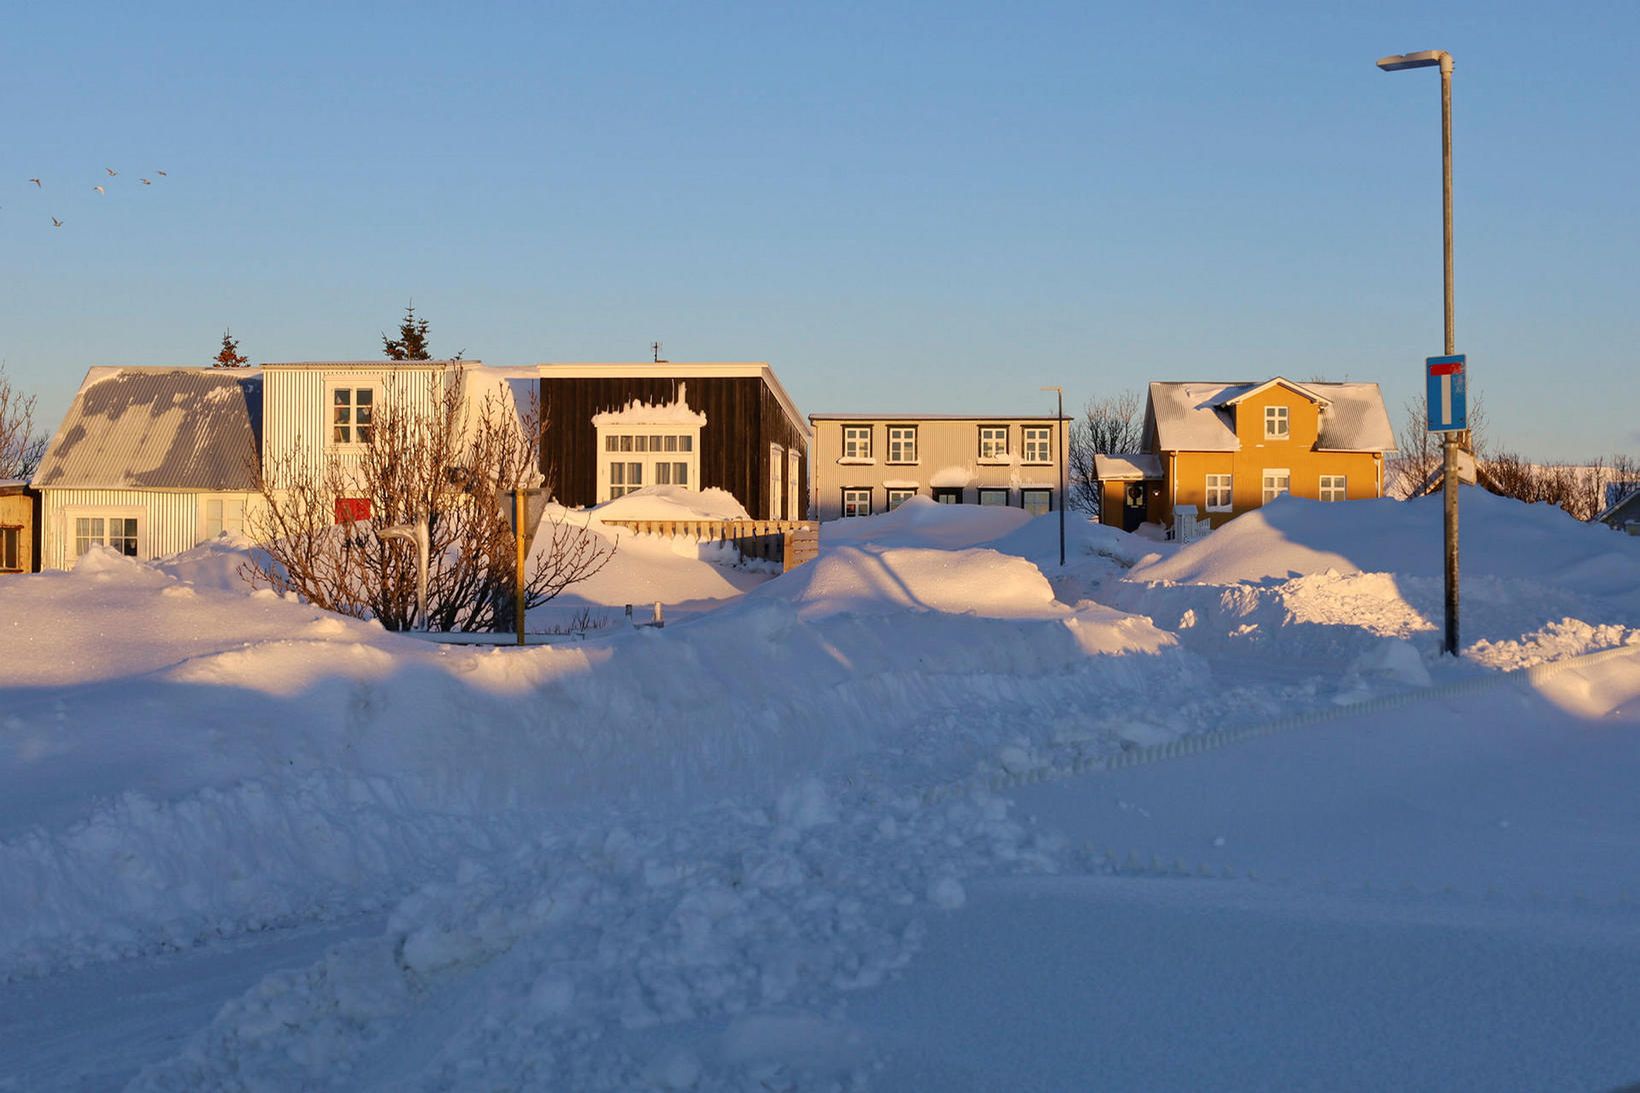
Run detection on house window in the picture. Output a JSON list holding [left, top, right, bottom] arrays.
[[331, 386, 375, 446], [1320, 474, 1347, 502], [978, 488, 1009, 506], [770, 445, 785, 519], [1022, 426, 1052, 464], [1261, 469, 1291, 504], [842, 425, 873, 461], [335, 498, 372, 524], [1264, 405, 1289, 439], [886, 487, 917, 510], [1205, 474, 1233, 512], [1021, 488, 1052, 516], [978, 426, 1008, 460], [887, 426, 917, 464], [74, 515, 139, 557], [0, 526, 20, 571], [203, 497, 247, 539], [842, 488, 872, 517], [596, 430, 700, 501], [933, 487, 962, 504], [787, 449, 801, 520]]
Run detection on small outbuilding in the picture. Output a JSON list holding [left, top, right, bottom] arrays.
[[0, 479, 40, 574]]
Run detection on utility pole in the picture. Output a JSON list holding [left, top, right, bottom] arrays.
[[1042, 386, 1065, 567], [1379, 48, 1461, 656]]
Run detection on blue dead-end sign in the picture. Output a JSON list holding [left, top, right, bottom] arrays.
[[1426, 354, 1467, 432]]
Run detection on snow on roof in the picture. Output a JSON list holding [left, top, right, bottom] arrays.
[[260, 359, 470, 370], [1093, 453, 1163, 480], [590, 485, 750, 522], [1147, 380, 1394, 453], [32, 367, 263, 492]]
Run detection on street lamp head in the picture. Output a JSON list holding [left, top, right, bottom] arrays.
[[1377, 49, 1450, 72]]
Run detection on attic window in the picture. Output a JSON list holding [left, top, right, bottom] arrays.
[[331, 386, 375, 446], [1264, 405, 1290, 439]]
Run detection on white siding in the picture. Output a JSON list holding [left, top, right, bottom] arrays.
[[40, 489, 199, 570], [262, 365, 449, 490]]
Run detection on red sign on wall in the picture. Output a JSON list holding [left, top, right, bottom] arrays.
[[334, 497, 372, 524]]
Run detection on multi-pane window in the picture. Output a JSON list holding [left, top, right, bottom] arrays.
[[842, 425, 873, 460], [1022, 426, 1052, 464], [978, 488, 1009, 506], [932, 487, 962, 505], [0, 526, 19, 571], [597, 429, 699, 501], [1319, 474, 1347, 502], [1205, 474, 1233, 512], [1261, 469, 1291, 504], [204, 497, 247, 539], [842, 488, 872, 517], [1021, 488, 1052, 516], [1264, 405, 1289, 439], [74, 516, 138, 557], [887, 426, 917, 464], [886, 487, 917, 510], [978, 426, 1008, 460], [331, 387, 374, 445]]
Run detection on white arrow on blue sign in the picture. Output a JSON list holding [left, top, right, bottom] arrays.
[[1426, 354, 1467, 432]]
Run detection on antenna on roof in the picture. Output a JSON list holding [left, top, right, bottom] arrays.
[[652, 341, 667, 363]]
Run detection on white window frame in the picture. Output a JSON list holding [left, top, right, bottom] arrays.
[[1320, 474, 1347, 502], [1022, 426, 1052, 465], [1020, 488, 1052, 516], [886, 426, 918, 465], [841, 425, 873, 462], [69, 509, 143, 559], [978, 425, 1009, 462], [198, 494, 249, 541], [1261, 469, 1291, 505], [595, 423, 701, 501], [1264, 405, 1290, 440], [769, 444, 785, 519], [978, 488, 1009, 507], [1205, 473, 1233, 512], [0, 525, 20, 571], [787, 449, 801, 520], [327, 381, 378, 449], [842, 488, 872, 518], [886, 487, 917, 510]]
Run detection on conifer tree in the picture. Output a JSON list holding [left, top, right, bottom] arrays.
[[382, 302, 433, 361], [213, 329, 250, 368]]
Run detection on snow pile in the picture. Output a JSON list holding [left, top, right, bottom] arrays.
[[590, 486, 750, 523], [773, 543, 1062, 620], [131, 780, 1062, 1091], [821, 496, 1032, 549]]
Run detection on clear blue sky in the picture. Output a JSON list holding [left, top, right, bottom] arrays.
[[3, 1, 1635, 461]]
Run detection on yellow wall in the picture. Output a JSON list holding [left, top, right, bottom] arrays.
[[0, 491, 36, 573], [1166, 386, 1383, 528]]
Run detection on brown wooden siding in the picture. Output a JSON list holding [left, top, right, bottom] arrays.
[[541, 375, 806, 518]]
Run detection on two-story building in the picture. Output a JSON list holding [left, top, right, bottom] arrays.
[[808, 413, 1070, 521], [1095, 378, 1394, 532]]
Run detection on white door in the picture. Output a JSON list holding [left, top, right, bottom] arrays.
[[786, 450, 801, 519], [769, 445, 784, 519]]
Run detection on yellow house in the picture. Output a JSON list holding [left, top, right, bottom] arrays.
[[1096, 378, 1395, 532]]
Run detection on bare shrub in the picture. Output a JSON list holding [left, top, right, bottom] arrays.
[[0, 364, 46, 479], [242, 366, 614, 631], [1068, 389, 1145, 514]]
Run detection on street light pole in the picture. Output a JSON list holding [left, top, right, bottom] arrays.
[[1042, 385, 1065, 567], [1379, 47, 1460, 656]]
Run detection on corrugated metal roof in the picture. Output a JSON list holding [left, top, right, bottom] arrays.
[[1147, 379, 1395, 453], [32, 367, 263, 491]]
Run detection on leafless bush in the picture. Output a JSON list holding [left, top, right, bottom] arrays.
[[1482, 451, 1638, 523], [0, 364, 46, 479], [1387, 393, 1488, 498], [242, 366, 614, 631], [1069, 390, 1144, 514]]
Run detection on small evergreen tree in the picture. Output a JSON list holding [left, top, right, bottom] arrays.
[[383, 302, 433, 361], [213, 329, 249, 368]]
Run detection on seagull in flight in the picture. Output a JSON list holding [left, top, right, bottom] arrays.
[[29, 178, 42, 187], [155, 169, 167, 177], [139, 178, 152, 185], [105, 167, 118, 177], [51, 217, 63, 228], [94, 185, 105, 194]]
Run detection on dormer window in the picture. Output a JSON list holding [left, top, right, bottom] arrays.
[[330, 385, 375, 446], [1264, 405, 1289, 439]]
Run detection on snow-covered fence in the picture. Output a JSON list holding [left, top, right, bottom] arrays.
[[598, 518, 820, 572]]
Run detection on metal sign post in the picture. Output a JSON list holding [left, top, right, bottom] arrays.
[[1426, 354, 1466, 656], [499, 488, 549, 646]]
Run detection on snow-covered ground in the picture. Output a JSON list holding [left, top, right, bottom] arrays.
[[2, 487, 1638, 1090]]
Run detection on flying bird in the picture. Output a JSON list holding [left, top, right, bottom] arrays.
[[51, 217, 63, 228], [155, 169, 167, 177], [105, 167, 118, 176], [139, 178, 152, 185], [29, 178, 41, 187], [94, 185, 105, 194]]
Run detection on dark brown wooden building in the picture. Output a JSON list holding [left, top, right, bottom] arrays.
[[538, 363, 810, 519]]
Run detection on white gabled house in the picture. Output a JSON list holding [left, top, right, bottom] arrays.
[[32, 367, 264, 569]]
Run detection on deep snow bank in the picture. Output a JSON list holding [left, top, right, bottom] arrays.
[[821, 497, 1033, 549]]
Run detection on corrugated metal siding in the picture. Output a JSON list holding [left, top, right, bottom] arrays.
[[39, 489, 199, 570], [263, 366, 449, 489]]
